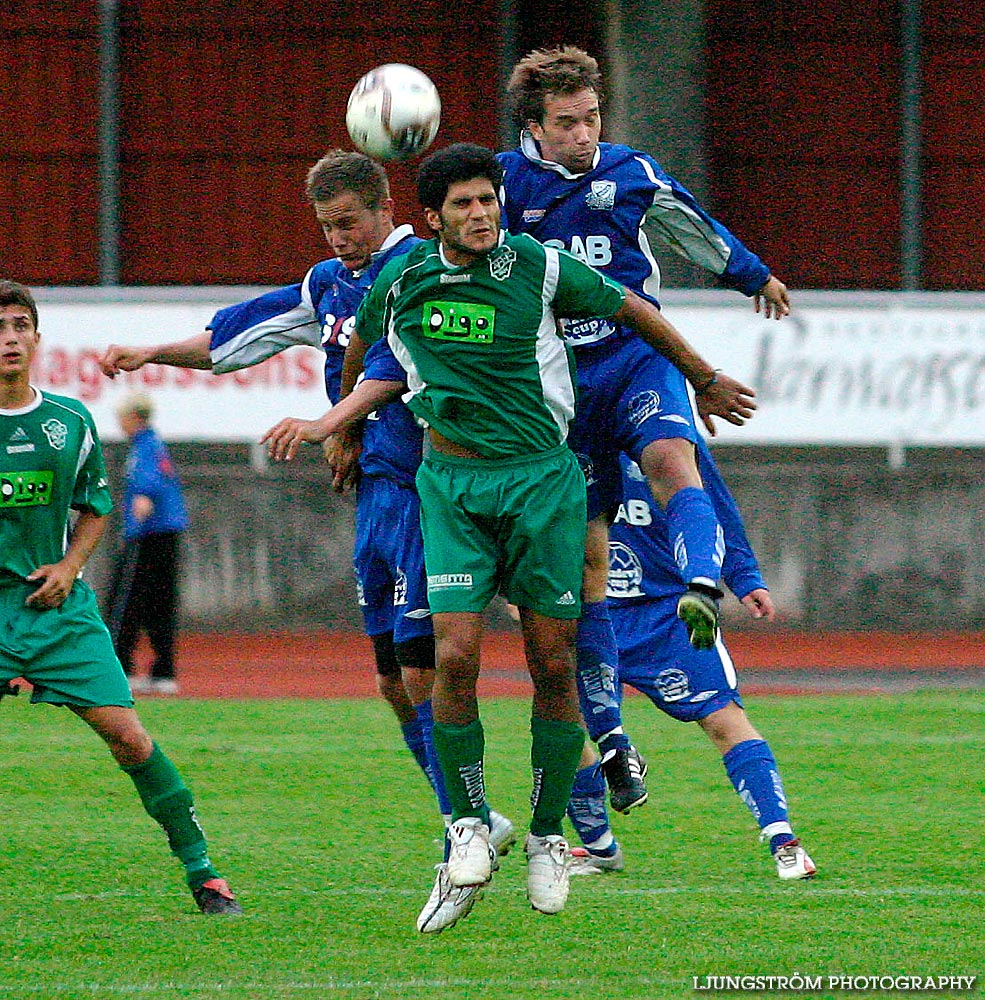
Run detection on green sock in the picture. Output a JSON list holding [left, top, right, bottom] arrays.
[[431, 719, 490, 825], [123, 743, 218, 889], [530, 716, 584, 838]]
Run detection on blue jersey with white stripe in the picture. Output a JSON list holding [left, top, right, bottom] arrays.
[[207, 227, 420, 403], [607, 436, 766, 603], [498, 137, 770, 348]]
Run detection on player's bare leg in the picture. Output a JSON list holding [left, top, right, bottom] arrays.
[[73, 704, 243, 914]]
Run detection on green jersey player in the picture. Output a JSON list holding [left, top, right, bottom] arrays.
[[339, 144, 754, 928], [0, 279, 241, 916]]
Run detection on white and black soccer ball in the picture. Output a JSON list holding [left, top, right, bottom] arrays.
[[345, 64, 441, 162]]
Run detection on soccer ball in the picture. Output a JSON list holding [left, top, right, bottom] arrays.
[[345, 64, 441, 162]]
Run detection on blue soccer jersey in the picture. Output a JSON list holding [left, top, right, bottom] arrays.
[[607, 437, 765, 604], [499, 136, 770, 348], [204, 227, 427, 640], [359, 337, 423, 489], [499, 135, 772, 518], [207, 226, 419, 402]]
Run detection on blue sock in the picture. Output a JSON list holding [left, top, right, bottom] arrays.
[[415, 699, 452, 816], [401, 716, 430, 775], [665, 486, 725, 586], [575, 601, 626, 745], [566, 764, 615, 853], [722, 739, 795, 851]]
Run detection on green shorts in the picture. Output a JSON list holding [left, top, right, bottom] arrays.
[[416, 444, 587, 618], [0, 579, 133, 708]]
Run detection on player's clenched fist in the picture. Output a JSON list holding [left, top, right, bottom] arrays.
[[99, 345, 154, 377]]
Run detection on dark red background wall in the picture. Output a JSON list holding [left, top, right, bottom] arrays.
[[3, 1, 981, 290], [704, 0, 985, 291]]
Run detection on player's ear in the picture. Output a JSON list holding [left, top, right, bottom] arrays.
[[423, 207, 442, 233], [527, 119, 544, 140]]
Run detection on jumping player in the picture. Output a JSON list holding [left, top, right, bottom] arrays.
[[0, 279, 242, 915], [608, 442, 816, 880], [333, 143, 755, 929], [499, 47, 790, 802]]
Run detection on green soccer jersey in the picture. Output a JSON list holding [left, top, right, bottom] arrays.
[[355, 232, 625, 458], [0, 389, 113, 581]]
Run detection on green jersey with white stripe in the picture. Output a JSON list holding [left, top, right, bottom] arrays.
[[356, 232, 625, 458], [0, 389, 113, 581]]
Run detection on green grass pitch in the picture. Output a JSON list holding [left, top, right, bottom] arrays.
[[0, 691, 981, 999]]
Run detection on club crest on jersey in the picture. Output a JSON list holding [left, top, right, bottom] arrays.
[[606, 541, 645, 598], [654, 668, 692, 703], [40, 418, 68, 450], [488, 246, 517, 282], [586, 180, 616, 211], [522, 209, 546, 223], [628, 390, 662, 427]]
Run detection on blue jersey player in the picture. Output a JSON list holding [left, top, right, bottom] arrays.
[[499, 46, 786, 813], [608, 441, 816, 880]]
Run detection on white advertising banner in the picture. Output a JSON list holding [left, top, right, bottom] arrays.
[[660, 291, 985, 446], [33, 295, 326, 442], [29, 290, 985, 445]]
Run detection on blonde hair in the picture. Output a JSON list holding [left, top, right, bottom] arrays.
[[116, 392, 154, 421]]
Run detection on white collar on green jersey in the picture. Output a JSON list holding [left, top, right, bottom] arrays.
[[437, 229, 507, 270]]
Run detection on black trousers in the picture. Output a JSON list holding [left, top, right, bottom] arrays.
[[106, 531, 182, 679]]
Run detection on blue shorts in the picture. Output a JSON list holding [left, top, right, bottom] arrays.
[[610, 597, 743, 722], [569, 337, 698, 520], [353, 476, 432, 644]]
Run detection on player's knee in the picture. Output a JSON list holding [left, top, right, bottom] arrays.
[[106, 719, 154, 767], [640, 438, 700, 501], [375, 670, 400, 700]]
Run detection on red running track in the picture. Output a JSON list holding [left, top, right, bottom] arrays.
[[120, 630, 985, 698]]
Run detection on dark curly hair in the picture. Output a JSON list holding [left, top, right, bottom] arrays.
[[416, 143, 503, 212]]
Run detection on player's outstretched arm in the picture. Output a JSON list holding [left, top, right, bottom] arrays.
[[613, 288, 756, 435], [262, 378, 405, 462], [99, 331, 213, 377], [753, 275, 790, 320]]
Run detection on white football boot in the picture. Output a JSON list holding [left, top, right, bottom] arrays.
[[774, 839, 817, 880], [446, 817, 493, 887], [525, 833, 571, 914], [417, 863, 483, 933]]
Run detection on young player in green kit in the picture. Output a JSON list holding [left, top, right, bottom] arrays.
[[0, 280, 241, 916], [331, 144, 755, 929]]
